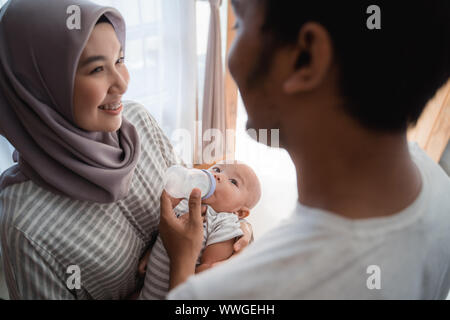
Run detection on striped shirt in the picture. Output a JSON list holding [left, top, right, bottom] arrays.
[[139, 200, 244, 300], [0, 100, 180, 299]]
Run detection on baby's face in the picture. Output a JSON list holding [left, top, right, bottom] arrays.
[[202, 163, 261, 218]]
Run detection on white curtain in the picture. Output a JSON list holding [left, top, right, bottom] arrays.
[[0, 136, 14, 174]]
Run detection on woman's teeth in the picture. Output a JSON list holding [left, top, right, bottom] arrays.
[[99, 101, 122, 110]]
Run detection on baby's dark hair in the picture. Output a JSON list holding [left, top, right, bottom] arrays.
[[256, 0, 450, 133]]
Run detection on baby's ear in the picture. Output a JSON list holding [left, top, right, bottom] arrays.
[[236, 207, 250, 219]]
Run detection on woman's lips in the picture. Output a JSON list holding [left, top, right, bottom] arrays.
[[99, 103, 123, 115], [98, 100, 122, 110]]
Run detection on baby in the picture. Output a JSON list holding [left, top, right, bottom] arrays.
[[138, 162, 261, 300]]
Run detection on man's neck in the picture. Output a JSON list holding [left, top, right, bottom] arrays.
[[288, 130, 422, 220]]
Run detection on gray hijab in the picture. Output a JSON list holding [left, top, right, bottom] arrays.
[[0, 0, 141, 203]]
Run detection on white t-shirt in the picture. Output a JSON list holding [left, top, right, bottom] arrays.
[[168, 143, 450, 299]]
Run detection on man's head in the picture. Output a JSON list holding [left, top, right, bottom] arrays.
[[202, 162, 262, 219], [228, 0, 449, 145]]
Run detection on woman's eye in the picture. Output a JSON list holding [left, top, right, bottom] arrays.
[[232, 22, 239, 30], [230, 179, 238, 186], [89, 57, 124, 74], [90, 66, 103, 74]]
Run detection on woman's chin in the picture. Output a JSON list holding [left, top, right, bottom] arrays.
[[101, 118, 123, 132], [104, 124, 122, 132]]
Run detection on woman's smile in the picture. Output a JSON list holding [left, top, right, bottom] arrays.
[[98, 102, 123, 116], [98, 100, 122, 110], [98, 100, 123, 116]]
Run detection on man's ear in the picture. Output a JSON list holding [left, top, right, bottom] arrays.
[[283, 22, 333, 94], [236, 207, 250, 219]]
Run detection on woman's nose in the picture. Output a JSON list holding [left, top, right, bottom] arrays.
[[109, 70, 128, 95]]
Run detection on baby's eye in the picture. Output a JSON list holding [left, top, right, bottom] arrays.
[[116, 56, 125, 64], [212, 167, 220, 173], [230, 179, 238, 186]]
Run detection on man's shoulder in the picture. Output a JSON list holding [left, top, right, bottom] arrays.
[[409, 142, 449, 183], [168, 193, 450, 299]]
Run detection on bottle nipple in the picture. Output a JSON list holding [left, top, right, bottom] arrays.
[[200, 169, 216, 200]]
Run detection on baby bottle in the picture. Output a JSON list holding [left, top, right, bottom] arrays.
[[163, 165, 216, 200]]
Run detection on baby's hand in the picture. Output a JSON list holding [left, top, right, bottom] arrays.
[[137, 248, 152, 278], [234, 221, 253, 254]]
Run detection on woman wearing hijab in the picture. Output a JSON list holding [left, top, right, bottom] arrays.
[[0, 0, 251, 299]]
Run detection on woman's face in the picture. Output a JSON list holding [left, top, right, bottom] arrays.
[[73, 22, 129, 132]]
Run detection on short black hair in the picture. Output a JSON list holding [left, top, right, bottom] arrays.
[[258, 0, 450, 132]]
